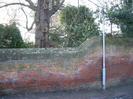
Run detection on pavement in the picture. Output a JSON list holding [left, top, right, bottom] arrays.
[[1, 83, 133, 99]]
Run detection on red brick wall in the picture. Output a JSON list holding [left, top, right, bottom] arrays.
[[0, 43, 133, 93], [0, 47, 133, 94]]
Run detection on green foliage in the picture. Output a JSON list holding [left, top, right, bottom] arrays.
[[108, 0, 133, 37], [106, 36, 133, 46], [60, 6, 100, 47], [0, 23, 23, 48], [0, 23, 34, 48], [49, 26, 65, 47], [23, 41, 35, 48]]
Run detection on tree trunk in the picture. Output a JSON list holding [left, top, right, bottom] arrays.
[[35, 0, 50, 48]]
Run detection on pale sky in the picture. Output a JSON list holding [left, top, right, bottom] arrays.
[[0, 0, 119, 42]]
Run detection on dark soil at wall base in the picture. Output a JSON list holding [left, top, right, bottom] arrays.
[[1, 83, 133, 99]]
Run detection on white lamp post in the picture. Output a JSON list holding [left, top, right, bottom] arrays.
[[102, 10, 106, 90], [78, 0, 79, 7]]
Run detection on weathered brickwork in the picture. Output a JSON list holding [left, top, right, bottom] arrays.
[[0, 37, 133, 94]]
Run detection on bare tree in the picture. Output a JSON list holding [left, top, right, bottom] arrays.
[[0, 0, 65, 48]]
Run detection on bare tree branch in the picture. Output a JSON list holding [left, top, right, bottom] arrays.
[[25, 0, 36, 10], [87, 0, 104, 8], [21, 6, 35, 31], [97, 0, 104, 7], [49, 0, 65, 16], [0, 2, 36, 10]]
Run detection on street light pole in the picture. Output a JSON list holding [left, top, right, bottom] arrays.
[[102, 10, 106, 90], [78, 0, 79, 7]]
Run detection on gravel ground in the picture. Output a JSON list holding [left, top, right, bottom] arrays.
[[1, 83, 133, 99]]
